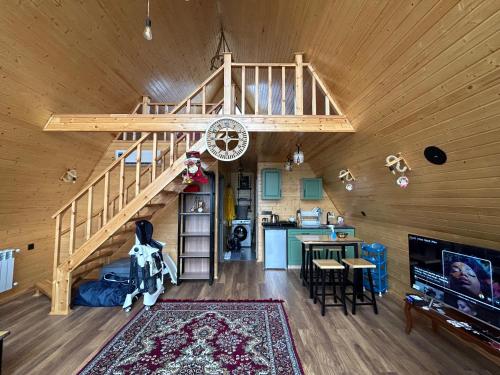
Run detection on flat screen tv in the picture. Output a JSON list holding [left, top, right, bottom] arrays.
[[409, 234, 500, 329]]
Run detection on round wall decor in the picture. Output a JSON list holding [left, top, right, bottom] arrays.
[[424, 146, 447, 165], [205, 117, 249, 161]]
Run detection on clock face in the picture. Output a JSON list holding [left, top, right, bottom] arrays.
[[205, 117, 250, 161]]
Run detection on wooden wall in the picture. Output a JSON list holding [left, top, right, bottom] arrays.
[[303, 0, 500, 297]]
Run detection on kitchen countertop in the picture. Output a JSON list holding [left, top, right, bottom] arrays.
[[262, 223, 355, 230]]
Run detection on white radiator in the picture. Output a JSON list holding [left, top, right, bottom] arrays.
[[0, 249, 18, 293]]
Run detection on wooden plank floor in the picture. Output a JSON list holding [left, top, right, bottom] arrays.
[[0, 262, 497, 374]]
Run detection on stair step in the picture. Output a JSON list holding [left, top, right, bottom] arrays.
[[78, 250, 114, 268], [127, 215, 152, 223], [34, 280, 52, 298], [144, 203, 166, 209], [99, 240, 127, 250], [113, 227, 135, 237], [72, 261, 106, 279]]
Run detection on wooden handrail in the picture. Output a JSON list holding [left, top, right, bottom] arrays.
[[169, 66, 223, 114], [52, 134, 152, 218], [58, 132, 192, 235]]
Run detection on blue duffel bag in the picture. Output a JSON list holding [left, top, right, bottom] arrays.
[[73, 280, 129, 307]]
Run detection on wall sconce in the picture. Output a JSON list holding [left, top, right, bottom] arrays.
[[385, 153, 411, 188], [60, 169, 78, 183], [338, 169, 356, 191], [284, 155, 293, 171]]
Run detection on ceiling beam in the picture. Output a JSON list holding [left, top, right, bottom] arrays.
[[44, 114, 355, 133]]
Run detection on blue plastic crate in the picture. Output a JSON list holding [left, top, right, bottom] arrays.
[[361, 243, 388, 294]]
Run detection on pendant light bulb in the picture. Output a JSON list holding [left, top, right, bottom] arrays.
[[293, 145, 304, 165], [143, 1, 152, 41]]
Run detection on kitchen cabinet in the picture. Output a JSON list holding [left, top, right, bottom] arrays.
[[264, 229, 287, 269], [261, 169, 281, 200], [301, 178, 323, 200]]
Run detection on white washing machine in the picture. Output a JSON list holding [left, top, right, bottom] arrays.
[[231, 219, 252, 247]]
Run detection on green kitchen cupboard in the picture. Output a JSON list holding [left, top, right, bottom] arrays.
[[301, 178, 323, 200], [262, 169, 281, 200]]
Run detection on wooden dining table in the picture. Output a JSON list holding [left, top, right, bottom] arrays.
[[296, 235, 364, 299]]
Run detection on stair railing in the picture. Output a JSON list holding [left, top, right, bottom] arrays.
[[51, 67, 224, 284]]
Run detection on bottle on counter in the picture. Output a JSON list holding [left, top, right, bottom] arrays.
[[328, 225, 337, 239]]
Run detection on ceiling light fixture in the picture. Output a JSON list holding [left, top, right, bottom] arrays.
[[210, 26, 231, 70], [293, 145, 304, 165], [143, 0, 152, 41]]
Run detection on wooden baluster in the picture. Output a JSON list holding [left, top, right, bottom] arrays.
[[255, 66, 259, 115], [132, 132, 137, 141], [163, 132, 167, 141], [223, 52, 232, 115], [241, 66, 246, 115], [268, 66, 272, 115], [312, 76, 317, 115], [170, 132, 175, 166], [186, 132, 191, 151], [186, 99, 191, 114], [53, 214, 61, 271], [69, 201, 76, 255], [281, 66, 286, 115], [202, 86, 206, 114], [86, 186, 93, 240], [325, 96, 330, 115], [155, 104, 159, 114], [119, 159, 125, 210], [152, 133, 158, 181], [135, 143, 141, 196], [159, 151, 165, 172], [103, 172, 109, 225], [123, 132, 127, 141], [294, 53, 304, 115]]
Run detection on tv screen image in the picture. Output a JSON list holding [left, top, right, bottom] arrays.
[[409, 234, 500, 329]]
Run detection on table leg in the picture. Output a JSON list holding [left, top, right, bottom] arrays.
[[404, 301, 413, 334], [300, 242, 305, 285], [341, 245, 346, 260], [354, 242, 359, 258], [309, 244, 314, 299]]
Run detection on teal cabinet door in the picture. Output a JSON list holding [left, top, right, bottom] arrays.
[[262, 169, 281, 200], [287, 237, 302, 266], [301, 178, 323, 200]]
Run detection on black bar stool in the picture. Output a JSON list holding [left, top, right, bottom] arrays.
[[313, 259, 348, 316], [341, 258, 378, 315], [302, 246, 323, 287]]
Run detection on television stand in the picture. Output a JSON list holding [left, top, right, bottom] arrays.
[[404, 297, 500, 365]]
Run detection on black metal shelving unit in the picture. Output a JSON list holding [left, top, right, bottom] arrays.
[[177, 173, 215, 285]]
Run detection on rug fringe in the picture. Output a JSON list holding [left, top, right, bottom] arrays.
[[157, 298, 285, 303]]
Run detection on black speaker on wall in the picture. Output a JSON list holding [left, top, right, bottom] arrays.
[[424, 146, 447, 165]]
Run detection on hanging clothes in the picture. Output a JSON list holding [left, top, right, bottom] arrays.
[[224, 185, 236, 224]]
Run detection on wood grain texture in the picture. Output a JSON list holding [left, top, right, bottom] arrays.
[[0, 263, 497, 374]]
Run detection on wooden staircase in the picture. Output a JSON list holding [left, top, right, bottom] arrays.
[[37, 68, 227, 315], [42, 134, 205, 315]]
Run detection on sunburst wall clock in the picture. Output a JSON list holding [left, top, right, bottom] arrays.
[[205, 117, 250, 161]]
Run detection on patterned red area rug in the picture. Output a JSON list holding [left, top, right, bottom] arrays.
[[78, 300, 304, 374]]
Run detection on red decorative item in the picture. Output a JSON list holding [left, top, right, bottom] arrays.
[[183, 184, 201, 192], [182, 151, 208, 185]]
